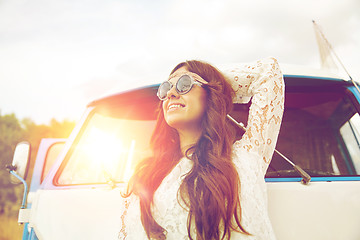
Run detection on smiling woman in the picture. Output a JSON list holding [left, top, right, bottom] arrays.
[[162, 69, 208, 144], [120, 57, 284, 240]]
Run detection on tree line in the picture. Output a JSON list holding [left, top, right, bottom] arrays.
[[0, 112, 75, 216]]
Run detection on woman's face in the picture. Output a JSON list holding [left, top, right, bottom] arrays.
[[162, 67, 207, 131]]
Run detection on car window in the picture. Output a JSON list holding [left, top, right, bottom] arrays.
[[266, 89, 360, 178], [41, 142, 65, 183], [56, 111, 156, 185], [339, 113, 360, 174]]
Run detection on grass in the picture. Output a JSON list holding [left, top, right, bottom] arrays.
[[0, 214, 23, 240]]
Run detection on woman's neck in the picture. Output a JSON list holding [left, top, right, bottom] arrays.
[[177, 128, 202, 155]]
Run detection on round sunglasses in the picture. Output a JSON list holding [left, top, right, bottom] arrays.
[[157, 74, 205, 100]]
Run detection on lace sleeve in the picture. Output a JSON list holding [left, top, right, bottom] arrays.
[[223, 57, 285, 174]]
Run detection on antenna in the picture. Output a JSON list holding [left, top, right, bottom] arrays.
[[312, 20, 360, 92]]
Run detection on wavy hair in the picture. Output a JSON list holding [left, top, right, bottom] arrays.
[[124, 60, 249, 239]]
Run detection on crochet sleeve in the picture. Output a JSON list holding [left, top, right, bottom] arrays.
[[223, 57, 285, 175]]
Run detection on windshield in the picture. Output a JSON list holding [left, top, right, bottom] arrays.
[[56, 110, 156, 185]]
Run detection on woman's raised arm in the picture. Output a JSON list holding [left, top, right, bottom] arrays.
[[223, 57, 285, 174]]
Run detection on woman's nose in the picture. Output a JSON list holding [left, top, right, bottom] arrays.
[[166, 84, 179, 99]]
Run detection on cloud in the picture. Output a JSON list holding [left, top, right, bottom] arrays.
[[0, 0, 359, 123]]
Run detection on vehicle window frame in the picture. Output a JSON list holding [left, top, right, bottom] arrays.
[[41, 141, 66, 183], [53, 108, 157, 186], [266, 82, 360, 182]]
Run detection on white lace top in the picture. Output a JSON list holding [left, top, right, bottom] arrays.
[[118, 57, 285, 240]]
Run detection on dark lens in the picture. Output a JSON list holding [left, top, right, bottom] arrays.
[[158, 81, 171, 99], [177, 75, 192, 94]]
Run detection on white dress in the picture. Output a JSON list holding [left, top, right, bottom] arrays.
[[118, 57, 285, 240]]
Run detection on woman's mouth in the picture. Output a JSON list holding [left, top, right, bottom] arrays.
[[168, 103, 185, 111]]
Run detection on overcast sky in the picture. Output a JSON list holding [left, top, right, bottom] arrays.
[[0, 0, 359, 124]]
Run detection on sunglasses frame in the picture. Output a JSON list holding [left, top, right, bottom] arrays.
[[157, 74, 204, 100]]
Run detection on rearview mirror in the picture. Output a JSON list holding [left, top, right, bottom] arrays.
[[10, 142, 31, 184]]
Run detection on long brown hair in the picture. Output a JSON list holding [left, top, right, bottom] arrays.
[[124, 60, 249, 239]]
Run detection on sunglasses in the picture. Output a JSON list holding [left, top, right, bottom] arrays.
[[157, 74, 206, 100]]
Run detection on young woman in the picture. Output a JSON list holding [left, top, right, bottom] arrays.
[[119, 57, 284, 240]]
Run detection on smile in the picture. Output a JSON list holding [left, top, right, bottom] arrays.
[[168, 103, 185, 111]]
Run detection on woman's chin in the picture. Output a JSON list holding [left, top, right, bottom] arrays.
[[165, 118, 184, 130]]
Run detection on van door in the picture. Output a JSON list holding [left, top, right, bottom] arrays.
[[29, 107, 156, 240], [24, 138, 65, 240]]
